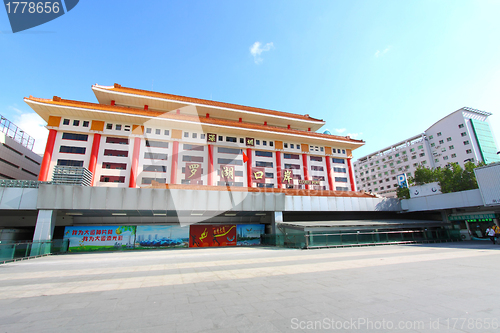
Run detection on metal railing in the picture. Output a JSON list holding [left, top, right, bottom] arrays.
[[262, 229, 461, 249], [0, 115, 35, 151], [0, 179, 53, 188], [0, 239, 69, 264]]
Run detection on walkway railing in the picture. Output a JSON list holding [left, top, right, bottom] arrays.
[[261, 229, 461, 249], [0, 239, 69, 264]]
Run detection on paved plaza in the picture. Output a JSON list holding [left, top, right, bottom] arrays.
[[1, 242, 500, 332]]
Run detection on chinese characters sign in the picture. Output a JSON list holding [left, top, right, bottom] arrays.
[[252, 167, 265, 184], [220, 165, 235, 182], [189, 224, 237, 247], [185, 162, 202, 180], [63, 226, 136, 252], [282, 169, 294, 185], [245, 137, 255, 146], [207, 133, 217, 143]]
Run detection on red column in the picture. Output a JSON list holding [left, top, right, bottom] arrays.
[[170, 141, 179, 185], [128, 137, 141, 188], [246, 148, 252, 188], [302, 154, 310, 190], [276, 151, 282, 188], [88, 133, 101, 186], [207, 144, 213, 186], [347, 158, 356, 191], [325, 156, 334, 191], [38, 129, 57, 181]]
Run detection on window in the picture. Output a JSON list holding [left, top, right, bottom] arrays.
[[310, 156, 323, 162], [437, 132, 442, 136], [184, 144, 204, 151], [333, 167, 346, 173], [106, 123, 113, 130], [388, 156, 392, 159], [439, 140, 444, 144], [443, 156, 449, 160], [62, 133, 88, 141], [290, 144, 294, 149], [403, 158, 408, 162], [335, 177, 348, 183], [466, 149, 472, 154], [83, 121, 89, 127], [124, 125, 131, 132], [269, 141, 274, 147], [144, 153, 168, 160], [143, 165, 167, 172], [410, 148, 415, 152], [449, 145, 454, 150], [255, 150, 273, 157], [184, 132, 189, 138], [459, 124, 464, 128], [431, 143, 435, 147], [63, 119, 70, 125], [164, 130, 170, 136], [284, 164, 300, 170], [451, 153, 456, 158], [101, 176, 125, 183], [73, 120, 80, 126], [263, 141, 267, 146], [402, 151, 407, 155], [104, 149, 128, 157], [218, 158, 242, 165], [311, 166, 324, 171], [226, 136, 237, 143], [435, 158, 439, 162], [102, 162, 126, 170], [411, 155, 417, 160], [336, 187, 349, 191], [395, 153, 399, 157], [146, 140, 169, 148], [284, 143, 288, 148], [418, 145, 423, 150], [390, 163, 394, 166], [422, 161, 427, 165], [284, 154, 300, 160], [141, 177, 166, 185], [116, 125, 122, 131], [146, 128, 152, 134], [419, 153, 425, 157], [155, 129, 161, 135], [106, 137, 129, 145], [192, 133, 197, 139], [256, 161, 273, 168], [219, 136, 223, 141], [218, 147, 241, 154], [332, 158, 345, 164], [200, 134, 205, 139], [320, 147, 324, 152], [464, 140, 470, 145], [240, 138, 244, 144], [441, 148, 446, 152], [183, 155, 204, 162], [60, 146, 86, 154], [342, 150, 346, 154], [447, 137, 452, 142], [57, 159, 83, 167], [256, 140, 260, 145], [461, 132, 467, 137], [429, 135, 433, 140], [396, 160, 401, 164]]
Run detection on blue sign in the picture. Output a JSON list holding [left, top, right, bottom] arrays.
[[4, 0, 79, 33], [397, 173, 408, 188]]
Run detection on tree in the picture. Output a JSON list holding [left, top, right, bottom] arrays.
[[396, 186, 410, 199]]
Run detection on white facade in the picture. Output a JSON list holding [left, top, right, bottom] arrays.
[[354, 107, 499, 197], [0, 132, 42, 180]]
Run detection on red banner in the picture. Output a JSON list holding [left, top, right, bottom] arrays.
[[189, 224, 237, 247]]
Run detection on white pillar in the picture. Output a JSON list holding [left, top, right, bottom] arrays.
[[31, 210, 56, 256], [272, 211, 283, 234]]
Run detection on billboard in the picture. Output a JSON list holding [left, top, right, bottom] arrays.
[[237, 224, 265, 246], [135, 225, 189, 248], [63, 226, 136, 252], [409, 182, 442, 198], [189, 224, 237, 247]]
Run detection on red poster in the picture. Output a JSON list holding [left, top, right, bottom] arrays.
[[185, 162, 202, 180], [189, 224, 237, 247], [252, 167, 266, 184]]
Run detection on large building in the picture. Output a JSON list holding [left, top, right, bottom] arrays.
[[353, 107, 500, 197], [25, 83, 364, 192], [0, 115, 42, 180]]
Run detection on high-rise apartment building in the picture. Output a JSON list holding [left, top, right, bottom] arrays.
[[354, 107, 499, 197]]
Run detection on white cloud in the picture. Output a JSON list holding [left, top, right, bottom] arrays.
[[374, 46, 391, 58], [250, 41, 274, 64], [11, 111, 48, 155], [334, 128, 346, 134]]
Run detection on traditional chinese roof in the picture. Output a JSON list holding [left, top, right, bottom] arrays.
[[24, 96, 364, 147], [93, 83, 325, 124]]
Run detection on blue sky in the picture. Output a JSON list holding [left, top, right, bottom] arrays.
[[1, 0, 499, 158]]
